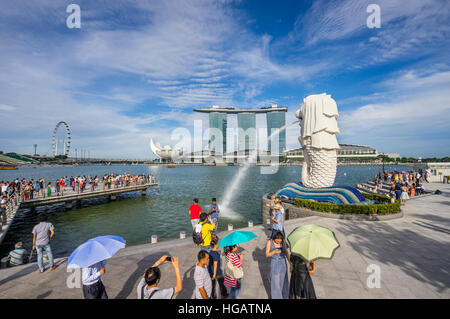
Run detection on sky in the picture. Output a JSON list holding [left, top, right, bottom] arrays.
[[1, 0, 449, 159]]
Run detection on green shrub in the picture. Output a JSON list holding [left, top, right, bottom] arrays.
[[293, 194, 401, 216]]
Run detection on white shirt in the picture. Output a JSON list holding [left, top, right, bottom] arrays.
[[194, 265, 212, 299], [136, 278, 175, 299], [82, 260, 106, 286]]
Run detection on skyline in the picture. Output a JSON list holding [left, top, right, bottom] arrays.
[[1, 0, 449, 159]]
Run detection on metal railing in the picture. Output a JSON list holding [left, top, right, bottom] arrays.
[[1, 192, 21, 226]]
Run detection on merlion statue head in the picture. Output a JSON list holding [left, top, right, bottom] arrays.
[[296, 93, 340, 149], [296, 93, 340, 188]]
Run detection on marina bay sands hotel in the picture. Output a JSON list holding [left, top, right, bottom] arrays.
[[194, 105, 287, 155]]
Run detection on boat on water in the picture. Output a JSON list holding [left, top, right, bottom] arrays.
[[0, 164, 18, 170], [167, 165, 176, 168]]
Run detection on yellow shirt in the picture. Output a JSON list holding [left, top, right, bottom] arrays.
[[200, 222, 215, 246]]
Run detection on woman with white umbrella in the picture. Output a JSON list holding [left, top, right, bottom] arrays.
[[67, 235, 126, 299]]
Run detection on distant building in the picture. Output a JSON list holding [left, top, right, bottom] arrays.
[[181, 150, 223, 164], [284, 144, 378, 159], [194, 105, 288, 155], [150, 139, 183, 163], [266, 104, 286, 154], [380, 152, 401, 159], [237, 112, 256, 152]]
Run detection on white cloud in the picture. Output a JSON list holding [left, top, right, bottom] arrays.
[[339, 70, 450, 156], [0, 104, 15, 111]]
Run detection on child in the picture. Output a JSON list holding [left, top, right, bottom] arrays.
[[208, 236, 228, 299]]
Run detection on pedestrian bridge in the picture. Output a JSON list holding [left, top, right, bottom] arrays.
[[19, 181, 158, 209], [0, 180, 158, 246]]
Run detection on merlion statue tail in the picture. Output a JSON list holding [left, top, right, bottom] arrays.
[[302, 139, 337, 188]]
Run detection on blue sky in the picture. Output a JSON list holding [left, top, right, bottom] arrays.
[[1, 0, 449, 159]]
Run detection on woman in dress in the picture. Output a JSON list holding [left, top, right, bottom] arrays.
[[265, 231, 291, 299], [289, 254, 316, 299], [400, 183, 409, 206], [410, 183, 416, 197], [224, 244, 243, 299]]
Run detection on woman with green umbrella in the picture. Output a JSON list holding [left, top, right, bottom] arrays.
[[289, 255, 316, 299], [287, 224, 340, 299]]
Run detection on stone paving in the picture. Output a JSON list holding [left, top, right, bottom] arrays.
[[0, 183, 449, 299]]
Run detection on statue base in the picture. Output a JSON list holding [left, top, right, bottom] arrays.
[[275, 182, 366, 204]]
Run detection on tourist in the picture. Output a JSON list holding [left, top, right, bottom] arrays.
[[22, 182, 32, 200], [271, 200, 285, 239], [0, 196, 7, 224], [289, 254, 316, 299], [188, 198, 202, 230], [265, 194, 276, 217], [82, 260, 108, 299], [208, 237, 228, 299], [410, 183, 416, 197], [55, 179, 60, 196], [265, 231, 290, 299], [198, 213, 215, 252], [29, 180, 35, 199], [416, 183, 424, 195], [31, 213, 58, 273], [394, 182, 402, 200], [401, 183, 409, 206], [47, 182, 52, 197], [7, 242, 29, 267], [224, 244, 243, 299], [59, 178, 65, 196], [194, 250, 212, 299], [34, 180, 40, 198], [208, 198, 220, 231], [136, 255, 182, 299], [39, 179, 45, 198]]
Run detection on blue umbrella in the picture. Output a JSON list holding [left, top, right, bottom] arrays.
[[218, 231, 258, 248], [67, 235, 126, 269]]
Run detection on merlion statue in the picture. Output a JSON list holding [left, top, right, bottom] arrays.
[[296, 93, 340, 188]]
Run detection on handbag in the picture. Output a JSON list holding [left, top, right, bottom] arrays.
[[225, 256, 243, 279], [308, 261, 316, 276]]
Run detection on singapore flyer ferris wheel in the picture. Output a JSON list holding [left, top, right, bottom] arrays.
[[52, 121, 71, 156]]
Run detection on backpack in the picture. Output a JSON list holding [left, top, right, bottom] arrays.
[[192, 223, 204, 245], [140, 285, 159, 299]]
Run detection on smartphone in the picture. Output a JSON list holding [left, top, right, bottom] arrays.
[[165, 256, 172, 262]]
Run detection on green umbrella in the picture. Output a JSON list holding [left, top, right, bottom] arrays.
[[287, 224, 340, 262]]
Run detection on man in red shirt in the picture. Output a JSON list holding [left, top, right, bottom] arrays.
[[189, 198, 202, 230]]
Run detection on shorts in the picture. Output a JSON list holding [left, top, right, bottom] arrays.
[[191, 219, 199, 229]]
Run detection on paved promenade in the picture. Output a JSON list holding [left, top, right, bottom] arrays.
[[0, 183, 449, 299]]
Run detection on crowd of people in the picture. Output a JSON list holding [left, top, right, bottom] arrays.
[[373, 169, 427, 206], [3, 186, 315, 300], [182, 196, 315, 299], [0, 173, 155, 203]]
